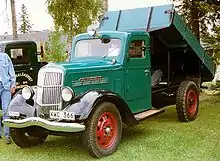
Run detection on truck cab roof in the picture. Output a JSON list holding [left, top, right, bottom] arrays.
[[75, 30, 149, 40], [0, 40, 36, 46]]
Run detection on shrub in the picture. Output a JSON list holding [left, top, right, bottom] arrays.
[[202, 81, 220, 90], [44, 29, 68, 62]]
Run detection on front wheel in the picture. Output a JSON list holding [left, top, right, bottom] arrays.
[[83, 102, 122, 158], [176, 80, 199, 122], [11, 126, 48, 148]]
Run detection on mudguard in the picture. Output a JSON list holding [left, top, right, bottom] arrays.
[[64, 90, 138, 125], [6, 87, 37, 118]]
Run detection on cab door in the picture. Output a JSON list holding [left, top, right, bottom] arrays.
[[125, 35, 151, 114]]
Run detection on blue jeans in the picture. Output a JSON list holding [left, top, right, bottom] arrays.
[[0, 82, 11, 137]]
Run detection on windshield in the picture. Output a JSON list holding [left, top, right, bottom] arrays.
[[75, 38, 121, 58], [10, 48, 30, 65]]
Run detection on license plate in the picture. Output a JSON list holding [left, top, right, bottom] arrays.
[[49, 110, 75, 120], [8, 111, 20, 117]]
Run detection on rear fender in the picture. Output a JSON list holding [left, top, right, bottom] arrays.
[[65, 90, 138, 125]]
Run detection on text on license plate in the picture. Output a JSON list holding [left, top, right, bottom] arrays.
[[49, 110, 75, 120]]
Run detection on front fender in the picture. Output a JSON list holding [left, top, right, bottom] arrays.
[[65, 90, 137, 125], [64, 91, 103, 120], [6, 87, 37, 118]]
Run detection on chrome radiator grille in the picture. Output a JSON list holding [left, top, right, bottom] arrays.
[[43, 72, 63, 86], [42, 87, 62, 104], [36, 67, 64, 111]]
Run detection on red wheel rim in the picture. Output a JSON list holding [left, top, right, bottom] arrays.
[[186, 90, 198, 115], [96, 112, 117, 150]]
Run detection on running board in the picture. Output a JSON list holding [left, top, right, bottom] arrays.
[[134, 109, 165, 121]]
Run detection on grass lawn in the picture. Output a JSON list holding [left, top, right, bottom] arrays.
[[0, 93, 220, 161]]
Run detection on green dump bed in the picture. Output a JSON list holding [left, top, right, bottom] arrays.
[[99, 4, 215, 81]]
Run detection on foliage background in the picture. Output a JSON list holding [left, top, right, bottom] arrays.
[[46, 0, 104, 43], [18, 4, 32, 34], [44, 28, 68, 62], [174, 0, 220, 62]]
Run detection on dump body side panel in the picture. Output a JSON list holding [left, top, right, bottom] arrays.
[[147, 4, 174, 32], [173, 13, 215, 79], [99, 4, 173, 32]]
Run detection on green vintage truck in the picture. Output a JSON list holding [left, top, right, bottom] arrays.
[[3, 4, 215, 158]]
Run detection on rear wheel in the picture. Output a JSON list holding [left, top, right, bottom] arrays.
[[11, 126, 48, 148], [83, 102, 122, 158], [176, 81, 199, 122]]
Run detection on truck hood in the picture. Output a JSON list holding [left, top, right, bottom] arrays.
[[47, 58, 123, 73]]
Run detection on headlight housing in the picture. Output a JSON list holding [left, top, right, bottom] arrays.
[[22, 86, 34, 100], [61, 87, 74, 102]]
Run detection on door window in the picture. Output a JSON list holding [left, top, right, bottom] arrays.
[[128, 40, 145, 58]]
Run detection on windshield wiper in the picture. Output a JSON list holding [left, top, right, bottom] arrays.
[[102, 47, 119, 58], [102, 52, 109, 58]]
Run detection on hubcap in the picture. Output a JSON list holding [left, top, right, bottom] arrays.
[[186, 90, 198, 115], [96, 112, 117, 149]]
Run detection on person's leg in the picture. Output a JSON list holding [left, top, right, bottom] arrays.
[[0, 84, 3, 138], [0, 97, 1, 138], [1, 89, 11, 144]]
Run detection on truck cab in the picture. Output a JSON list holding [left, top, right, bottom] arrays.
[[3, 4, 215, 158], [70, 31, 152, 114], [0, 40, 46, 90]]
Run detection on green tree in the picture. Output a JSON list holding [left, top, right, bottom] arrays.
[[44, 28, 68, 62], [18, 4, 32, 33], [46, 0, 104, 43], [202, 26, 220, 62], [174, 0, 220, 40], [174, 0, 220, 63], [4, 0, 18, 39]]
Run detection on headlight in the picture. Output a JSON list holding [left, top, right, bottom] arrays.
[[61, 87, 74, 102], [22, 86, 34, 100]]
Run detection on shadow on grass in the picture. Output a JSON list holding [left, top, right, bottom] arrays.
[[13, 126, 152, 160], [122, 125, 149, 140], [17, 135, 94, 160], [145, 109, 179, 123], [43, 134, 83, 147], [44, 126, 148, 148]]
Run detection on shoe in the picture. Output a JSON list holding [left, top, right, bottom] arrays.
[[0, 136, 2, 139], [5, 136, 12, 144]]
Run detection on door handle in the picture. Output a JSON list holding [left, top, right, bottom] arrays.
[[144, 69, 149, 73]]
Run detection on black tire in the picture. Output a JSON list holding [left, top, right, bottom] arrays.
[[83, 102, 122, 158], [176, 80, 199, 122], [11, 126, 48, 148]]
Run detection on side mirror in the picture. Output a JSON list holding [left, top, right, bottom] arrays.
[[87, 21, 100, 37], [87, 25, 97, 36]]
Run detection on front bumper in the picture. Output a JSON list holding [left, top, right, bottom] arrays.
[[2, 117, 85, 132]]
